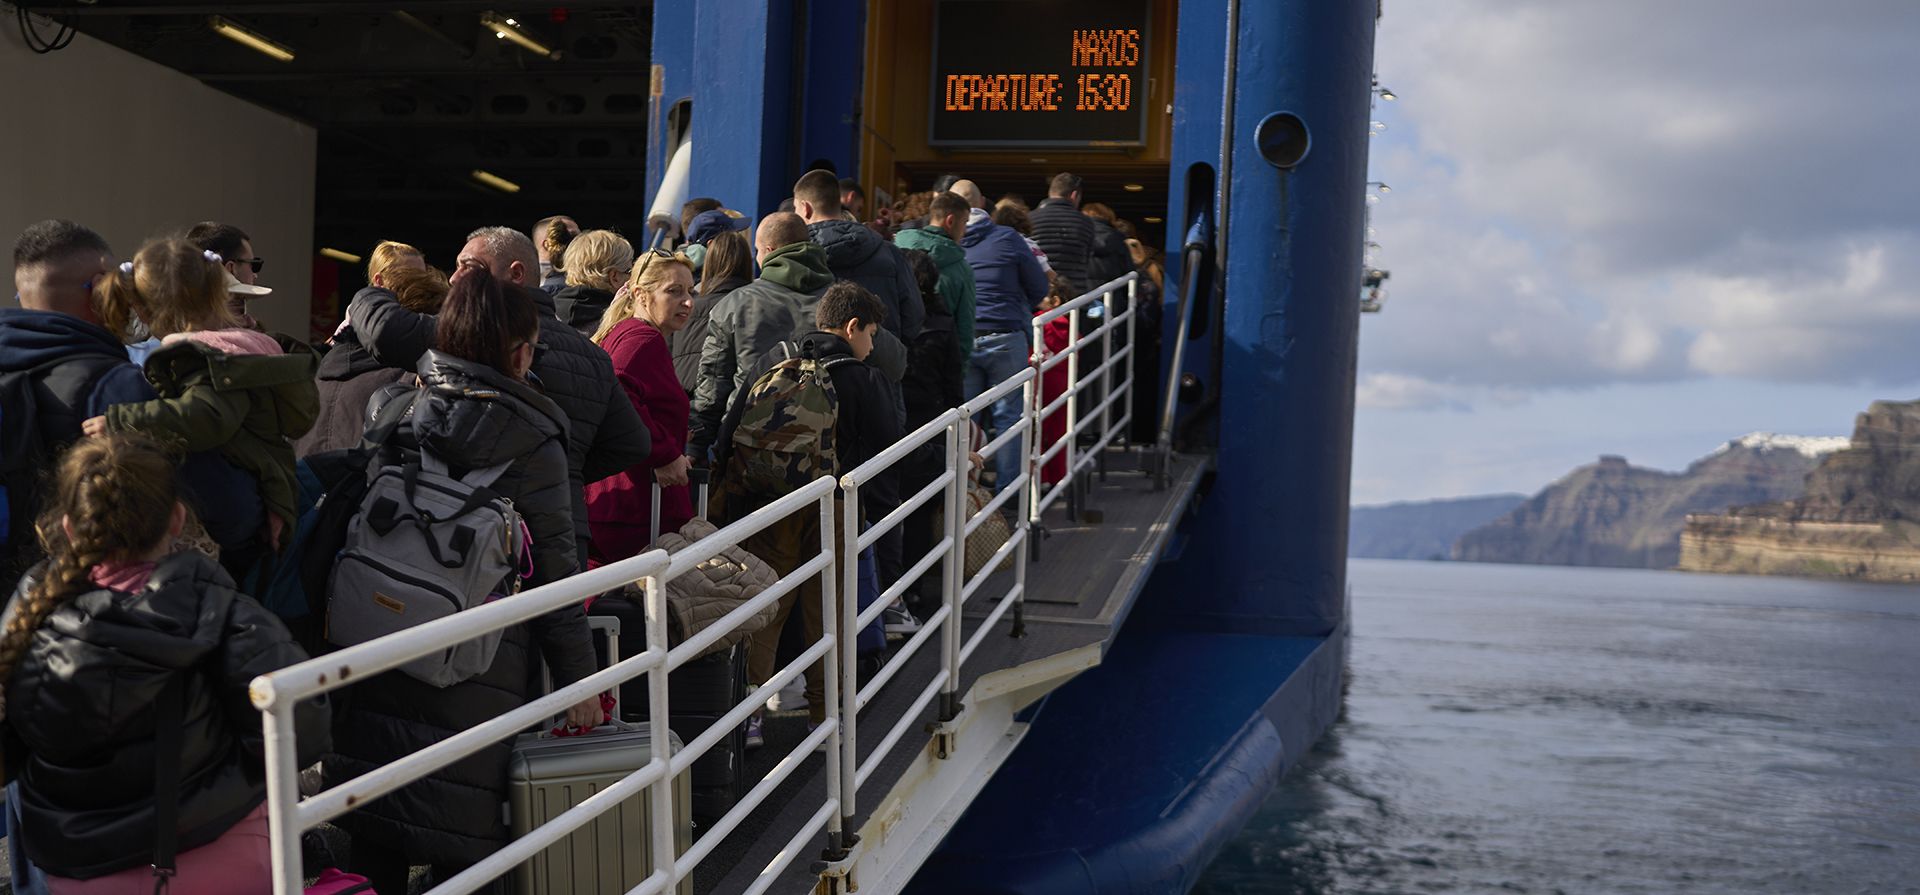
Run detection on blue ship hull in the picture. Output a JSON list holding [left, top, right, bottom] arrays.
[[909, 0, 1377, 886]]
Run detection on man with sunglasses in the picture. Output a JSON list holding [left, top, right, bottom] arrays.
[[187, 221, 269, 330]]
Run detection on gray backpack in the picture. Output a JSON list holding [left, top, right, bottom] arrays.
[[325, 446, 529, 688]]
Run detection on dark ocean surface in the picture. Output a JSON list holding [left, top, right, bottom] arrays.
[[1195, 559, 1920, 895]]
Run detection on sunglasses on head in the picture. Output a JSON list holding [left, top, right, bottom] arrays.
[[632, 248, 685, 280]]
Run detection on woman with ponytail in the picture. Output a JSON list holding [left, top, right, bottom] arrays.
[[326, 266, 599, 895], [83, 238, 319, 584], [0, 434, 327, 894]]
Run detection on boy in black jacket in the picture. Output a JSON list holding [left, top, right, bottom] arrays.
[[718, 283, 901, 730]]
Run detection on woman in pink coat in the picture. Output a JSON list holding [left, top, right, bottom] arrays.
[[585, 250, 697, 566]]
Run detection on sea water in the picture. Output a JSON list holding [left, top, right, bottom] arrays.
[[1196, 559, 1920, 894]]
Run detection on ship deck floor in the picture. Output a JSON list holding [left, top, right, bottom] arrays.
[[697, 447, 1209, 893]]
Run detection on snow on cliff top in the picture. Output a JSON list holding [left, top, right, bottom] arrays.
[[1716, 432, 1852, 458]]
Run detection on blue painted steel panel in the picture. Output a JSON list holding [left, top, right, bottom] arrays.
[[799, 0, 867, 176], [1182, 0, 1373, 639]]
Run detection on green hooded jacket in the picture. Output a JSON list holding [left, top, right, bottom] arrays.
[[106, 334, 319, 539], [688, 241, 907, 459], [894, 226, 978, 356]]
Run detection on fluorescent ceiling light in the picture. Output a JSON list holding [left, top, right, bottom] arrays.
[[319, 248, 362, 264], [480, 11, 559, 60], [1143, 216, 1164, 224], [208, 16, 294, 63], [472, 169, 522, 193], [1122, 183, 1145, 192]]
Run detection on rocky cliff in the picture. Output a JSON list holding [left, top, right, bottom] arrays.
[[1680, 401, 1920, 581], [1454, 435, 1838, 569], [1349, 494, 1527, 560]]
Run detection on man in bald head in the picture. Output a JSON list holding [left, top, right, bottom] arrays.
[[686, 211, 839, 460]]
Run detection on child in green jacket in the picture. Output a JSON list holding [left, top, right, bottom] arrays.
[[83, 238, 318, 555]]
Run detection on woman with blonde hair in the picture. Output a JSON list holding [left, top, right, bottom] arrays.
[[553, 229, 635, 337], [585, 249, 697, 564], [366, 239, 426, 288]]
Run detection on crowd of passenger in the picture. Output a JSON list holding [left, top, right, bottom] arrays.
[[0, 169, 1165, 894]]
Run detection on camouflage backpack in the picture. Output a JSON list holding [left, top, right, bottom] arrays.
[[730, 344, 857, 498]]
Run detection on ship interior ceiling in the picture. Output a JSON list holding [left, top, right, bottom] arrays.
[[20, 0, 660, 290]]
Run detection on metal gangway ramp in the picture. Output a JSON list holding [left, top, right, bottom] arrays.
[[252, 272, 1208, 895]]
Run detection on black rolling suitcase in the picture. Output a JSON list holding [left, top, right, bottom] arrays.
[[586, 468, 748, 824], [585, 599, 749, 824]]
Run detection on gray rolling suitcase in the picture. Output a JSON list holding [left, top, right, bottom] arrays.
[[512, 612, 694, 895]]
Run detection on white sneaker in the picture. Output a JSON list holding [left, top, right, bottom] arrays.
[[884, 602, 923, 636], [767, 675, 808, 712]]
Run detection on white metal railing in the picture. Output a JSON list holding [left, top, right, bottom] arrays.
[[251, 272, 1141, 894], [1030, 272, 1140, 525], [252, 478, 841, 895]]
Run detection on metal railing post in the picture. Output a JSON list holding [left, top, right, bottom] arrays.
[[940, 419, 965, 721], [643, 571, 675, 884], [1100, 285, 1116, 482], [1064, 309, 1081, 523], [1013, 373, 1034, 640], [1026, 325, 1045, 562], [264, 703, 304, 895], [820, 487, 849, 855], [837, 482, 861, 832], [1125, 276, 1139, 462]]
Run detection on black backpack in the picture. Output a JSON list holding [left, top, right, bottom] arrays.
[[0, 358, 121, 593]]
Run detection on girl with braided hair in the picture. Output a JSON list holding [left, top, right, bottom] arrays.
[[0, 434, 327, 894]]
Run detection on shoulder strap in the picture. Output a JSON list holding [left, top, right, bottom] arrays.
[[419, 452, 514, 490], [150, 674, 186, 894], [361, 387, 418, 450]]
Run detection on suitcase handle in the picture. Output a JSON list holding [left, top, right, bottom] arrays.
[[541, 615, 623, 728]]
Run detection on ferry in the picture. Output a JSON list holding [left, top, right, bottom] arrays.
[[8, 0, 1375, 891]]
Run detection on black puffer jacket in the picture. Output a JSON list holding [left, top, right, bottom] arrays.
[[552, 284, 615, 340], [903, 310, 965, 430], [809, 219, 925, 341], [672, 273, 748, 396], [1027, 198, 1095, 296], [295, 328, 407, 458], [1087, 218, 1133, 292], [348, 283, 651, 561], [2, 552, 327, 879], [325, 351, 597, 865]]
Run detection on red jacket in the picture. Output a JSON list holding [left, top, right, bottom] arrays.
[[1038, 313, 1071, 486], [586, 318, 694, 565]]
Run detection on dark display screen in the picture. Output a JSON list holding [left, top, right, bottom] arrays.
[[930, 0, 1151, 147]]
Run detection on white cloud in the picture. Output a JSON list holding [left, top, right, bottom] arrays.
[[1355, 372, 1472, 412], [1360, 0, 1920, 393]]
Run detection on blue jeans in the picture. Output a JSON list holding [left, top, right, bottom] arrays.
[[8, 782, 48, 895], [965, 330, 1030, 496]]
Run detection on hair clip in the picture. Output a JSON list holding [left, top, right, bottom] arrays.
[[119, 261, 134, 275], [203, 249, 224, 264]]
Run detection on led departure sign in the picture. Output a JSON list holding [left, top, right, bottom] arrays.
[[930, 0, 1150, 146]]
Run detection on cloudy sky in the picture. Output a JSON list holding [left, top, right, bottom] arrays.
[[1352, 1, 1920, 505]]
